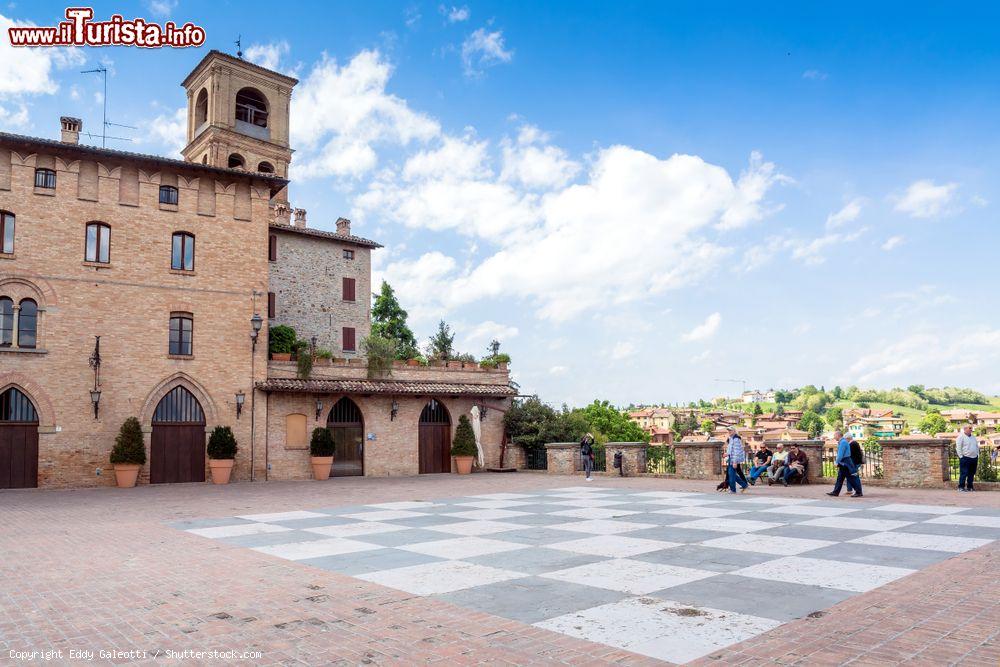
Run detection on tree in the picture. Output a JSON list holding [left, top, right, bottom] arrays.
[[797, 410, 825, 439], [826, 407, 844, 428], [752, 403, 763, 416], [451, 415, 478, 456], [918, 411, 948, 436], [700, 419, 715, 434], [683, 411, 700, 436], [206, 425, 238, 460], [504, 397, 588, 449], [110, 417, 146, 465], [776, 403, 786, 416], [370, 281, 418, 360], [579, 400, 649, 442], [428, 320, 455, 360], [831, 385, 843, 400]]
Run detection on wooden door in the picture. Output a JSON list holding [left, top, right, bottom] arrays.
[[327, 397, 364, 477], [418, 399, 451, 474], [0, 388, 39, 489], [150, 386, 205, 484]]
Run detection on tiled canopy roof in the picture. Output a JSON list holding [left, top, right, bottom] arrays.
[[269, 223, 382, 249], [257, 377, 516, 397]]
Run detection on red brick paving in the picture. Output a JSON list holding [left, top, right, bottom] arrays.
[[1, 473, 998, 665]]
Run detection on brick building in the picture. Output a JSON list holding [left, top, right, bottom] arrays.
[[0, 50, 513, 489]]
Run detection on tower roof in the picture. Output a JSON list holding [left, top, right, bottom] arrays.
[[181, 49, 299, 89]]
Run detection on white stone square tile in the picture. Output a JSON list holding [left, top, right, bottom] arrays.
[[733, 556, 915, 592], [701, 533, 836, 556], [364, 501, 442, 510], [303, 522, 409, 538], [453, 500, 534, 509], [849, 531, 993, 553], [670, 518, 785, 533], [926, 514, 1000, 529], [535, 597, 780, 664], [873, 503, 968, 515], [425, 520, 524, 536], [759, 505, 858, 517], [441, 508, 531, 521], [358, 560, 527, 595], [340, 509, 430, 522], [632, 497, 722, 507], [548, 535, 680, 558], [549, 507, 641, 519], [235, 510, 329, 522], [397, 536, 529, 559], [727, 496, 818, 505], [541, 558, 715, 594], [550, 519, 656, 535], [799, 516, 913, 532], [631, 491, 706, 499], [252, 537, 380, 561], [653, 506, 749, 518], [551, 486, 615, 492], [468, 493, 539, 500], [547, 498, 632, 508], [187, 523, 291, 539]]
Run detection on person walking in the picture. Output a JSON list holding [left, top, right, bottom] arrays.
[[827, 429, 862, 497], [956, 424, 980, 492], [725, 427, 749, 494], [580, 433, 596, 482]]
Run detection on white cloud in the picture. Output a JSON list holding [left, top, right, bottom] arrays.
[[787, 227, 867, 265], [689, 350, 711, 364], [717, 151, 791, 229], [441, 5, 470, 22], [500, 125, 580, 189], [244, 41, 293, 75], [802, 69, 828, 80], [146, 0, 177, 16], [457, 320, 519, 353], [845, 328, 1000, 383], [682, 313, 721, 342], [826, 197, 864, 229], [882, 235, 904, 251], [893, 179, 959, 218], [610, 341, 637, 360], [549, 365, 568, 376], [461, 28, 513, 77], [0, 101, 29, 129], [0, 13, 84, 96], [143, 107, 186, 157], [290, 50, 440, 179]]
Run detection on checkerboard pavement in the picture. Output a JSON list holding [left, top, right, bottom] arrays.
[[174, 486, 1000, 664]]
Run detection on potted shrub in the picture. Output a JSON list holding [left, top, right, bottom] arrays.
[[451, 414, 478, 474], [309, 427, 334, 480], [314, 348, 333, 366], [110, 417, 146, 488], [362, 335, 396, 379], [269, 325, 296, 361], [295, 341, 313, 379], [206, 425, 238, 484]]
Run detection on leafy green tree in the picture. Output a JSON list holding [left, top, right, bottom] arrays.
[[362, 335, 396, 379], [826, 407, 844, 428], [370, 281, 419, 360], [797, 410, 825, 438], [776, 403, 786, 416], [752, 403, 763, 416], [268, 325, 296, 354], [110, 417, 146, 465], [451, 415, 478, 456], [917, 411, 948, 436], [504, 397, 588, 448], [428, 320, 455, 360], [700, 419, 715, 434], [579, 400, 650, 442], [206, 426, 238, 460], [831, 385, 843, 400], [683, 411, 700, 436]]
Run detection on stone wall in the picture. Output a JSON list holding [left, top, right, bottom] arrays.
[[0, 143, 272, 487], [674, 441, 722, 479], [544, 443, 578, 476], [881, 438, 951, 488]]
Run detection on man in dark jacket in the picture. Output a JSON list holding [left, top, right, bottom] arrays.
[[580, 433, 595, 481], [827, 430, 863, 497]]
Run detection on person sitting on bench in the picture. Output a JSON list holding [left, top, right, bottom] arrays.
[[767, 442, 787, 483], [782, 443, 808, 486]]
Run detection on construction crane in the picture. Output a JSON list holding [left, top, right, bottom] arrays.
[[714, 378, 748, 396]]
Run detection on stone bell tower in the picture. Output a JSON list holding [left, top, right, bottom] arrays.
[[180, 50, 297, 184]]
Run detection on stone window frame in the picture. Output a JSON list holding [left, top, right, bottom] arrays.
[[0, 210, 13, 255]]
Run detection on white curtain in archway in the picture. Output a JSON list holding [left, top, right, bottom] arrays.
[[470, 406, 484, 468]]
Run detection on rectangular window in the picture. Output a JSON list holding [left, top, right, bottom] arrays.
[[169, 315, 193, 355], [85, 223, 110, 263], [342, 326, 356, 352], [0, 212, 13, 254], [342, 277, 356, 302], [267, 292, 275, 319], [343, 249, 354, 260], [159, 185, 179, 205], [268, 234, 277, 261], [171, 232, 195, 271], [34, 168, 56, 189]]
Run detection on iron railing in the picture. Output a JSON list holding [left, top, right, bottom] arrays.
[[644, 445, 676, 474], [523, 447, 547, 470]]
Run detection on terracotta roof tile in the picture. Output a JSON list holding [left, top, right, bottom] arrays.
[[269, 223, 382, 249], [257, 377, 515, 397]]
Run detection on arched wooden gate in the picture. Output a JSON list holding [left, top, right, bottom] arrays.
[[0, 387, 38, 489], [328, 397, 364, 477], [150, 386, 206, 484], [418, 399, 451, 474]]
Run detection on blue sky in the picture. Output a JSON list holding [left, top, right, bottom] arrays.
[[4, 1, 1000, 406]]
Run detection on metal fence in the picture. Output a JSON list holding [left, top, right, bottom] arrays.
[[574, 445, 607, 472], [643, 445, 676, 474], [523, 447, 547, 470], [821, 442, 883, 479]]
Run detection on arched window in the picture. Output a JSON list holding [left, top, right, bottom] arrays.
[[168, 313, 193, 356], [0, 297, 12, 346], [257, 161, 274, 174], [159, 185, 178, 205], [16, 299, 36, 349], [0, 387, 38, 422], [171, 232, 195, 271], [194, 88, 208, 126], [85, 222, 110, 263], [34, 168, 56, 189], [1, 211, 13, 253], [228, 153, 245, 169], [235, 88, 268, 127]]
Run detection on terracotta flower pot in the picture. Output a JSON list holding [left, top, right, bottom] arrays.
[[310, 456, 333, 480], [114, 463, 141, 488], [209, 458, 234, 484], [271, 352, 292, 361], [454, 456, 474, 475], [407, 359, 420, 366]]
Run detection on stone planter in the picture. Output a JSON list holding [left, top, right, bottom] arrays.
[[407, 359, 421, 366], [314, 358, 332, 367], [310, 456, 333, 480], [454, 456, 474, 474], [208, 459, 234, 484], [113, 463, 141, 488], [271, 352, 292, 361]]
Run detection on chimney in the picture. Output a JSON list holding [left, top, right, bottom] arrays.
[[335, 217, 351, 236], [273, 202, 291, 226], [60, 116, 82, 145], [293, 208, 307, 228]]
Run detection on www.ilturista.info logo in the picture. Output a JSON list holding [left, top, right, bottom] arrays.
[[7, 7, 206, 48]]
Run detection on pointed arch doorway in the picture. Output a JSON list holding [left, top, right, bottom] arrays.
[[150, 386, 206, 484], [418, 399, 451, 474], [0, 387, 39, 489], [327, 397, 364, 477]]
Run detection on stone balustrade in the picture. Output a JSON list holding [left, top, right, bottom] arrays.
[[605, 442, 646, 476], [880, 437, 951, 488], [544, 442, 579, 475], [673, 440, 722, 479], [765, 439, 825, 482]]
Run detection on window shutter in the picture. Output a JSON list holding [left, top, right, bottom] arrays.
[[342, 277, 356, 302], [267, 292, 275, 319], [268, 234, 277, 261], [343, 327, 356, 352]]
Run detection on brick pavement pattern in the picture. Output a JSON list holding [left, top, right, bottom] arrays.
[[2, 474, 998, 665]]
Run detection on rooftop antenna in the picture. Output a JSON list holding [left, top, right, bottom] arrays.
[[80, 66, 134, 147], [235, 34, 243, 59]]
